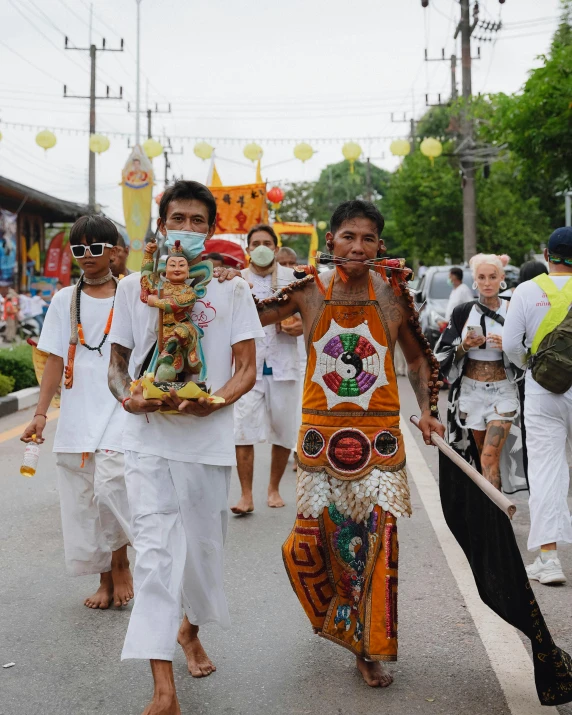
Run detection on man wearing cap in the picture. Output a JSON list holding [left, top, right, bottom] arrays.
[[504, 227, 572, 585], [233, 224, 303, 513]]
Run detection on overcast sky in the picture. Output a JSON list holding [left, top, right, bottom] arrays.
[[0, 0, 563, 223]]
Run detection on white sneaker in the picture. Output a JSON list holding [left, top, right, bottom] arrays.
[[526, 556, 567, 585]]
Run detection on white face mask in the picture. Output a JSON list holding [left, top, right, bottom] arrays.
[[165, 230, 208, 261], [249, 244, 276, 267]]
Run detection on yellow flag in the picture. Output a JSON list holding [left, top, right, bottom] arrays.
[[210, 163, 223, 188], [255, 159, 263, 183], [122, 146, 154, 272], [27, 242, 41, 272]]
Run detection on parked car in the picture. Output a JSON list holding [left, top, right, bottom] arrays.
[[414, 266, 476, 347]]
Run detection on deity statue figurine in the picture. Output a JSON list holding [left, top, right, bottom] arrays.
[[137, 239, 224, 407]]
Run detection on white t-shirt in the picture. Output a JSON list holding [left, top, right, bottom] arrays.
[[38, 286, 125, 453], [504, 274, 572, 395], [108, 272, 265, 465], [461, 299, 507, 362], [30, 295, 48, 317], [242, 263, 300, 382], [445, 282, 474, 320]]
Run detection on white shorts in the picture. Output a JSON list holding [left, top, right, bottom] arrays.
[[458, 377, 519, 432], [234, 375, 298, 449]]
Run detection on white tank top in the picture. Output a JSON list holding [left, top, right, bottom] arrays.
[[461, 300, 507, 362]]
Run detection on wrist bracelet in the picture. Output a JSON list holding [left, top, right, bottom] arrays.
[[121, 397, 131, 412], [34, 413, 48, 420]]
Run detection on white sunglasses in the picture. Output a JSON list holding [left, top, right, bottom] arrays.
[[71, 243, 114, 258]]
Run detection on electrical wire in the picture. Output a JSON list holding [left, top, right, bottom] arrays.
[[0, 39, 61, 84]]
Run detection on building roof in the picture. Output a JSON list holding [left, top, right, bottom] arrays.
[[0, 175, 89, 222]]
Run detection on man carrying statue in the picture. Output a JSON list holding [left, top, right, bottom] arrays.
[[255, 199, 444, 687], [107, 180, 264, 715]]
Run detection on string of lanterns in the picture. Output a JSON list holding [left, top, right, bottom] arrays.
[[6, 126, 443, 169]]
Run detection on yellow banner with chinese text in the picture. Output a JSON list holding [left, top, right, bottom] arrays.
[[210, 183, 268, 235]]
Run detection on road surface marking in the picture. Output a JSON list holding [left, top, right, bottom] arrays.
[[0, 409, 59, 445], [401, 417, 555, 715]]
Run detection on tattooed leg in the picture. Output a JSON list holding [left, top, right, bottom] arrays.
[[480, 419, 513, 491], [472, 429, 486, 456]]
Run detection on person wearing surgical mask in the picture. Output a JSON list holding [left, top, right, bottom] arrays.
[[106, 180, 264, 714], [233, 224, 303, 515], [445, 266, 474, 321]]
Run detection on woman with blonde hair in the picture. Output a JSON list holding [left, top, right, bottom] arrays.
[[435, 253, 527, 493]]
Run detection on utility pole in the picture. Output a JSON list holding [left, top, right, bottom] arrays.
[[422, 0, 505, 262], [128, 102, 171, 140], [64, 37, 124, 213], [161, 138, 183, 187], [456, 0, 478, 261]]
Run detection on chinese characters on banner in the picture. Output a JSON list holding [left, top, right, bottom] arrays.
[[209, 183, 268, 234]]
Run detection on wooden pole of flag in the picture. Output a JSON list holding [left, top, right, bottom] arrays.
[[410, 415, 517, 519]]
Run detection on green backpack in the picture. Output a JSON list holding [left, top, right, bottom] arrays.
[[529, 274, 572, 394]]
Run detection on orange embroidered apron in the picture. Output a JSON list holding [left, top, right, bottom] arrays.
[[297, 273, 405, 478], [283, 274, 404, 661]]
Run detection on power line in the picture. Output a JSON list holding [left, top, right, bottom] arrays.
[[0, 121, 410, 145], [7, 0, 90, 76], [0, 39, 61, 84]]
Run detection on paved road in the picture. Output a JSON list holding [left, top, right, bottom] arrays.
[[0, 380, 570, 715]]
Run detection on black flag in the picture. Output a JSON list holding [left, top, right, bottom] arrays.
[[439, 451, 572, 706]]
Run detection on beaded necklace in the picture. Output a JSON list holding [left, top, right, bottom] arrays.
[[64, 272, 118, 389]]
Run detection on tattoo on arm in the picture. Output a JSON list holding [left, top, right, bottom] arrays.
[[108, 343, 133, 402], [408, 365, 430, 413]]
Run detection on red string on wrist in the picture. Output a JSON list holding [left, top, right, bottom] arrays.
[[121, 397, 131, 412], [34, 413, 48, 420]]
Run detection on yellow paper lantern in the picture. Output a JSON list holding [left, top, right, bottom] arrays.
[[193, 141, 214, 161], [317, 220, 328, 231], [342, 141, 362, 173], [35, 130, 57, 152], [243, 142, 263, 162], [143, 138, 163, 159], [89, 134, 110, 154], [390, 139, 411, 158], [293, 142, 314, 163], [420, 137, 443, 166], [0, 131, 2, 142]]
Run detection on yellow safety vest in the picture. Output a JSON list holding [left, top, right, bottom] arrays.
[[530, 274, 572, 354]]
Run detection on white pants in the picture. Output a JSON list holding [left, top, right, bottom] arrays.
[[122, 451, 231, 661], [524, 389, 572, 551], [55, 450, 131, 576], [234, 375, 298, 449]]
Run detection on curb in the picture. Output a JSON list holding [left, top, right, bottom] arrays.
[[0, 386, 40, 418]]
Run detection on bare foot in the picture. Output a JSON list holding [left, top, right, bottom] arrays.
[[111, 545, 133, 607], [356, 657, 394, 687], [111, 563, 134, 607], [84, 572, 114, 610], [178, 620, 216, 678], [141, 692, 181, 715], [267, 490, 285, 508], [230, 494, 254, 515]]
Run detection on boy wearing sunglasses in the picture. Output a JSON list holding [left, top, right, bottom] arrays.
[[21, 215, 133, 610]]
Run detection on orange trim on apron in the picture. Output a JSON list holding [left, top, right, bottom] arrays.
[[297, 274, 405, 480]]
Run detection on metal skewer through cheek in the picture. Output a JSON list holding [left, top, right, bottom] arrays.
[[315, 251, 410, 273]]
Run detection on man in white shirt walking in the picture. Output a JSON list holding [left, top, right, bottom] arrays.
[[21, 215, 132, 610], [232, 224, 303, 513], [504, 227, 572, 586], [108, 180, 263, 715], [445, 266, 474, 320]]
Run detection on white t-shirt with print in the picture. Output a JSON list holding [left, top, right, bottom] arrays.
[[108, 272, 265, 465], [38, 286, 125, 453]]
